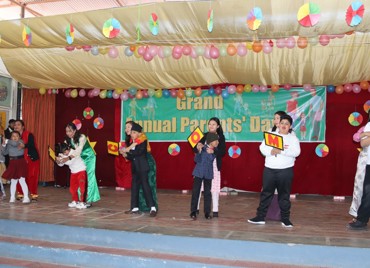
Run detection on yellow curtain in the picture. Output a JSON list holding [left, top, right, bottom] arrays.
[[22, 88, 55, 183]]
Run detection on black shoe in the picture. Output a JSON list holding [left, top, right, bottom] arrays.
[[86, 202, 92, 208], [196, 209, 199, 215], [190, 212, 197, 220], [125, 209, 140, 214], [348, 220, 367, 230], [149, 209, 157, 217], [212, 212, 218, 218], [248, 216, 265, 225], [281, 218, 293, 228], [205, 213, 212, 219]]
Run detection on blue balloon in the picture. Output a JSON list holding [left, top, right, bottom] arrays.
[[128, 87, 137, 95], [106, 90, 113, 98], [221, 89, 229, 99], [163, 89, 170, 98], [208, 86, 215, 95], [327, 85, 335, 93]]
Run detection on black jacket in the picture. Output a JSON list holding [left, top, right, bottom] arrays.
[[194, 132, 226, 171], [126, 140, 149, 173]]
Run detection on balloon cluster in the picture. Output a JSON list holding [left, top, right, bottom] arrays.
[[38, 87, 59, 95], [327, 81, 370, 94], [65, 45, 120, 58]]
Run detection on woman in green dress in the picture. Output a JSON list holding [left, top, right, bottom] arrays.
[[65, 123, 100, 207]]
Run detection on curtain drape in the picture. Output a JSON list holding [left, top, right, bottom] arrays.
[[22, 88, 55, 182]]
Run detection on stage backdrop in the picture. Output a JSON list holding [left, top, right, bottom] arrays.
[[121, 87, 326, 142]]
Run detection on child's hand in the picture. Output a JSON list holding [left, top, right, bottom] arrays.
[[206, 146, 214, 154], [271, 148, 281, 156]]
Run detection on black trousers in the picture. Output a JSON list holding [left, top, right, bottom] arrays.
[[191, 177, 212, 214], [357, 165, 370, 223], [131, 170, 154, 209], [257, 167, 293, 220]]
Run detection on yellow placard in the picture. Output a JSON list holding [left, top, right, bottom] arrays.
[[48, 146, 56, 161], [107, 141, 119, 156], [264, 132, 284, 150], [187, 127, 204, 148]]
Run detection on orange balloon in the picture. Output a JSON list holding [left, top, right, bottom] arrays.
[[177, 88, 185, 99], [335, 85, 344, 94], [130, 45, 136, 52], [252, 41, 262, 53], [195, 87, 202, 97], [297, 37, 308, 49], [346, 31, 354, 35], [227, 44, 237, 56], [271, 84, 279, 92], [360, 81, 369, 90], [136, 90, 143, 99], [236, 85, 244, 94]]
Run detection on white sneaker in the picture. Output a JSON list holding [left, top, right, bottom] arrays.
[[68, 201, 77, 208], [9, 197, 15, 203], [22, 197, 30, 203], [76, 202, 87, 209]]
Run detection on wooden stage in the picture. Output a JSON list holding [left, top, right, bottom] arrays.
[[0, 186, 369, 267]]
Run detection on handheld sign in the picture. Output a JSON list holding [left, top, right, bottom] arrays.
[[263, 132, 284, 150], [187, 127, 204, 148], [48, 146, 56, 161], [107, 141, 119, 156]]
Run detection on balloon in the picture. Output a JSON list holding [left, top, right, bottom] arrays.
[[319, 35, 330, 46], [39, 87, 46, 95], [142, 90, 149, 98], [99, 47, 109, 55], [148, 88, 155, 97], [92, 88, 100, 96], [182, 45, 192, 56], [170, 89, 177, 98], [262, 41, 272, 54], [163, 89, 170, 98], [99, 90, 107, 99], [276, 38, 286, 48], [221, 90, 229, 99], [260, 85, 268, 92], [138, 46, 146, 55], [252, 41, 263, 53], [353, 132, 361, 143], [203, 45, 211, 59], [120, 91, 129, 101], [190, 47, 198, 59], [215, 86, 222, 95], [252, 85, 260, 92], [308, 36, 318, 46], [236, 85, 244, 94], [75, 45, 82, 50], [335, 85, 344, 94], [172, 51, 182, 60], [47, 88, 52, 95], [219, 46, 227, 56], [360, 81, 369, 90], [227, 44, 237, 56], [244, 84, 252, 92], [143, 51, 153, 61], [303, 84, 311, 91], [65, 46, 75, 51], [208, 87, 215, 95], [271, 84, 279, 92], [52, 88, 58, 94], [353, 84, 361, 94], [65, 89, 71, 98], [228, 85, 236, 94], [124, 46, 134, 57], [90, 46, 99, 56], [195, 87, 202, 97], [297, 37, 308, 49], [163, 47, 172, 57], [148, 45, 159, 57], [136, 90, 143, 99], [130, 45, 136, 52], [283, 84, 292, 90], [185, 88, 193, 97], [177, 89, 185, 99], [195, 46, 205, 56], [344, 83, 353, 93], [128, 87, 137, 96], [79, 89, 86, 97], [82, 45, 91, 52], [209, 46, 220, 59], [88, 90, 95, 98], [112, 91, 120, 99], [70, 89, 78, 98], [106, 90, 113, 98], [237, 44, 247, 56], [108, 46, 119, 58], [173, 45, 183, 55], [246, 42, 253, 50], [158, 47, 165, 59], [286, 37, 296, 49], [327, 85, 335, 93], [115, 88, 123, 94], [155, 89, 162, 98]]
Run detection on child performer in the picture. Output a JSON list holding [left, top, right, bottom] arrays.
[[2, 131, 29, 203], [190, 133, 219, 220], [55, 142, 87, 209]]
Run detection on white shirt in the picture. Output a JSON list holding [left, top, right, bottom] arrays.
[[363, 122, 370, 164], [57, 149, 86, 174]]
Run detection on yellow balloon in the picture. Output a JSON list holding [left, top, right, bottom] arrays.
[[246, 42, 253, 50], [244, 84, 252, 92], [115, 88, 123, 94], [70, 89, 78, 98], [154, 89, 162, 98], [39, 87, 46, 95]]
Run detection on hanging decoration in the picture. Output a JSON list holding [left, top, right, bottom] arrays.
[[83, 107, 94, 119], [93, 117, 104, 129], [72, 118, 82, 130], [102, 18, 121, 38], [65, 24, 74, 45], [297, 3, 321, 27], [363, 100, 370, 113], [228, 145, 241, 158], [315, 144, 329, 157], [168, 143, 180, 156], [149, 13, 159, 35], [348, 112, 363, 126], [247, 7, 263, 31], [207, 9, 214, 32], [22, 25, 32, 46], [346, 1, 365, 27]]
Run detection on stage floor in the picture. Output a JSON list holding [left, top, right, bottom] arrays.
[[0, 186, 368, 249]]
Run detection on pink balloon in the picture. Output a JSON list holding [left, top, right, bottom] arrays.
[[215, 86, 222, 95], [237, 44, 247, 56], [262, 42, 272, 54], [93, 88, 100, 96], [172, 52, 182, 59], [203, 46, 211, 59], [209, 46, 219, 59], [108, 46, 119, 58], [120, 92, 128, 101], [65, 46, 75, 51], [319, 35, 330, 46], [148, 46, 159, 57], [353, 84, 361, 94], [88, 90, 94, 98], [65, 89, 71, 98], [276, 38, 286, 48], [112, 92, 120, 99], [137, 46, 146, 55], [142, 90, 149, 98], [303, 84, 311, 91], [158, 47, 165, 59], [173, 45, 183, 55], [286, 37, 296, 49], [143, 51, 153, 62], [228, 85, 236, 94], [182, 45, 192, 56], [353, 132, 361, 142], [344, 83, 353, 92], [79, 89, 86, 97], [190, 47, 198, 59], [170, 89, 177, 98], [260, 85, 267, 92], [283, 84, 292, 90], [252, 85, 260, 92], [82, 45, 91, 52]]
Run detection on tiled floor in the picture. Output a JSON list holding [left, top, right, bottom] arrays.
[[0, 186, 367, 249]]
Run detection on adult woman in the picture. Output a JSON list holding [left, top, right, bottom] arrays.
[[120, 121, 158, 212], [64, 123, 100, 206], [14, 120, 40, 201], [195, 117, 226, 218]]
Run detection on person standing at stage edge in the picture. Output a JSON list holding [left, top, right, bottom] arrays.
[[14, 120, 40, 201], [195, 117, 226, 218], [64, 123, 100, 207], [4, 119, 15, 168]]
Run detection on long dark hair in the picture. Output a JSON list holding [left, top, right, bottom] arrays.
[[125, 121, 134, 146], [208, 117, 224, 138], [65, 122, 81, 149], [272, 111, 287, 132]]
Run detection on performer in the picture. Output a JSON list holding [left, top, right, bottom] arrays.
[[4, 119, 15, 168], [64, 123, 100, 207], [14, 120, 40, 201], [248, 114, 300, 227], [195, 117, 226, 218]]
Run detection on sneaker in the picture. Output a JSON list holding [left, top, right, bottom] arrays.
[[348, 220, 367, 230], [9, 197, 15, 203], [149, 209, 157, 217], [205, 213, 212, 220], [22, 197, 30, 204], [213, 212, 219, 218], [248, 216, 265, 225], [76, 202, 87, 209], [125, 208, 140, 214], [68, 201, 77, 208], [281, 218, 293, 228], [190, 212, 197, 220]]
